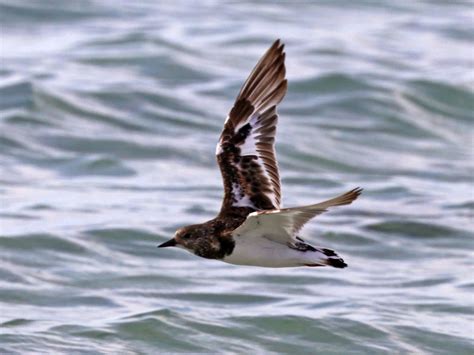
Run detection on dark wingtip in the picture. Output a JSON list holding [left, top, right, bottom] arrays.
[[272, 38, 284, 51], [326, 258, 348, 269], [346, 187, 363, 204]]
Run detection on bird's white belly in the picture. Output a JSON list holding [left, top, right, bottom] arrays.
[[223, 236, 307, 267]]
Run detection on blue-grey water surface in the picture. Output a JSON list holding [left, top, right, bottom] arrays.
[[1, 0, 473, 354]]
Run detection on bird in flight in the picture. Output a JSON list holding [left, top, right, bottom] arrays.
[[158, 39, 362, 268]]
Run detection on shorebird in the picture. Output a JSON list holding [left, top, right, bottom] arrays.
[[158, 39, 362, 268]]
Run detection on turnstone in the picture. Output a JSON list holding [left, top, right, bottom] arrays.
[[158, 39, 362, 268]]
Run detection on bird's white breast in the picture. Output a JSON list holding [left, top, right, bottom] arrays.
[[223, 235, 306, 268]]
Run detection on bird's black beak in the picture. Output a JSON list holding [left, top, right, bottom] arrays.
[[157, 238, 177, 248]]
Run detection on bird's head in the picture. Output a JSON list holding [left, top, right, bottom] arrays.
[[157, 225, 202, 251], [158, 223, 232, 259]]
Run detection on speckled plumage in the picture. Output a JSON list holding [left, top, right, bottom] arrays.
[[158, 40, 362, 268]]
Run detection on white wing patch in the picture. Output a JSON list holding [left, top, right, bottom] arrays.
[[232, 182, 253, 208], [217, 107, 282, 210], [224, 113, 280, 209], [237, 113, 258, 155]]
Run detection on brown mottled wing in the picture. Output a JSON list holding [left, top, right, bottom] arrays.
[[216, 39, 287, 215], [232, 188, 363, 245]]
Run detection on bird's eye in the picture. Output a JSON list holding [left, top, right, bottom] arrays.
[[182, 233, 191, 239]]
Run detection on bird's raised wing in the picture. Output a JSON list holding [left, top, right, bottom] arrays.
[[217, 40, 287, 215], [231, 188, 363, 245]]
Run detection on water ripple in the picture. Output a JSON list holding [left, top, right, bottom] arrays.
[[1, 0, 472, 353]]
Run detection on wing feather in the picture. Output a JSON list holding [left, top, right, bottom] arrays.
[[217, 40, 287, 215], [232, 188, 363, 245]]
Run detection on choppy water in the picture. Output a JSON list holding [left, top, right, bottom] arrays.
[[1, 0, 473, 353]]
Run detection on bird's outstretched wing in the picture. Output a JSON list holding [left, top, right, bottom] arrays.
[[231, 188, 363, 245], [217, 39, 287, 215]]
